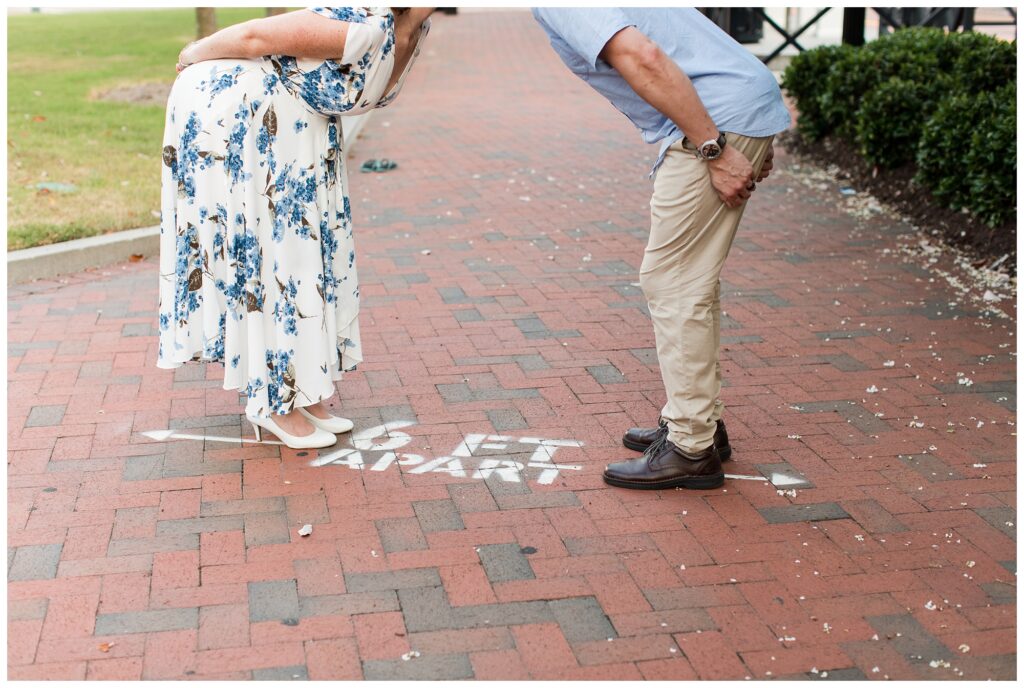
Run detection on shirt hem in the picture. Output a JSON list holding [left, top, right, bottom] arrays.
[[648, 118, 791, 178]]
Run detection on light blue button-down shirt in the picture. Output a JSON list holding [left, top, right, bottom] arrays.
[[532, 7, 792, 177]]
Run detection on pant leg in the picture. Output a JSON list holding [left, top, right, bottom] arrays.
[[642, 133, 774, 452], [711, 278, 724, 424]]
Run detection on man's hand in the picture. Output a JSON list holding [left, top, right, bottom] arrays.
[[707, 146, 754, 208], [755, 143, 774, 183]]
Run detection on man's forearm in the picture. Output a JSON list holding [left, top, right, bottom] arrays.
[[598, 26, 756, 207], [600, 28, 719, 147]]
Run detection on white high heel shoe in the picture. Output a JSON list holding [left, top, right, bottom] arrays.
[[296, 406, 354, 434], [247, 413, 337, 449]]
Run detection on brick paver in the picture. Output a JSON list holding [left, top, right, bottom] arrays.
[[7, 11, 1015, 680]]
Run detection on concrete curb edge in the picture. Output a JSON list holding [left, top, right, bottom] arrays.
[[6, 111, 374, 286]]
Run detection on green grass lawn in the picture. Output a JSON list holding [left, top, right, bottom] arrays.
[[7, 8, 264, 250]]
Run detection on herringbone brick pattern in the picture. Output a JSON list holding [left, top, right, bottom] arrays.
[[7, 11, 1015, 680]]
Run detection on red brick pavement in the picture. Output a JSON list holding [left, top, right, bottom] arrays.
[[6, 10, 1016, 681]]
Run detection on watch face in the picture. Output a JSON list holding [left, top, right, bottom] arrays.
[[700, 142, 722, 160]]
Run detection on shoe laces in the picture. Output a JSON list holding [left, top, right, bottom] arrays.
[[645, 433, 670, 467]]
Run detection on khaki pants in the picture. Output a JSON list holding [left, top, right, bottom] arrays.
[[640, 132, 774, 452]]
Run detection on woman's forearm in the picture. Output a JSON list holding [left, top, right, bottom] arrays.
[[179, 11, 350, 67], [181, 20, 266, 65]]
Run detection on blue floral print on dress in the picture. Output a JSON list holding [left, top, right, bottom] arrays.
[[205, 64, 244, 100], [158, 7, 428, 417]]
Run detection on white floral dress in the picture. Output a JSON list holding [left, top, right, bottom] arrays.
[[157, 7, 428, 418]]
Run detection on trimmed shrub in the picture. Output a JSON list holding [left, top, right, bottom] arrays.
[[818, 48, 881, 139], [781, 44, 850, 141], [967, 83, 1017, 228], [782, 27, 1017, 227], [813, 30, 944, 141], [855, 76, 950, 169], [868, 26, 959, 70], [950, 32, 1017, 93], [917, 82, 1017, 227], [916, 91, 984, 211], [970, 82, 1019, 228]]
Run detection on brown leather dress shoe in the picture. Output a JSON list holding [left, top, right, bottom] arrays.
[[603, 436, 724, 490], [622, 418, 732, 461]]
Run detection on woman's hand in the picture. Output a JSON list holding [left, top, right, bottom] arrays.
[[177, 40, 200, 73]]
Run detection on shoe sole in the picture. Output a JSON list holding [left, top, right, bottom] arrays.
[[622, 436, 732, 462], [602, 472, 725, 490]]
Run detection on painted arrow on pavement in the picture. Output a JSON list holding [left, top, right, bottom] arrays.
[[140, 429, 283, 446]]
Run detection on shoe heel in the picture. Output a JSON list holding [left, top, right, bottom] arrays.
[[686, 473, 725, 490], [251, 422, 262, 443], [622, 437, 648, 452]]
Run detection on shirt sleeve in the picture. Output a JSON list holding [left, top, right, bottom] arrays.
[[532, 7, 636, 69]]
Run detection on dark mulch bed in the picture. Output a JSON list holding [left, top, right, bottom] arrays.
[[779, 130, 1016, 275]]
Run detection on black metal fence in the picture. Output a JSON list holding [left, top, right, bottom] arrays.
[[701, 7, 1018, 63]]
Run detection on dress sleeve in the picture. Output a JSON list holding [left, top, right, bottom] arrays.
[[308, 7, 363, 22], [375, 19, 430, 109], [304, 7, 371, 68], [532, 8, 636, 70]]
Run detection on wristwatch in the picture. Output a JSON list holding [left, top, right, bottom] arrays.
[[696, 133, 727, 161]]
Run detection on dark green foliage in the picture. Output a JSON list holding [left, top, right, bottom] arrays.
[[868, 27, 958, 70], [780, 44, 850, 141], [950, 33, 1017, 93], [916, 91, 985, 210], [818, 48, 881, 138], [967, 83, 1017, 228], [781, 27, 1016, 227], [855, 76, 950, 168], [917, 83, 1017, 227]]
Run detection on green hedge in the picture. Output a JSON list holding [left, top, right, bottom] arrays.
[[855, 75, 952, 169], [782, 28, 1016, 227], [918, 83, 1016, 227], [779, 44, 849, 141]]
